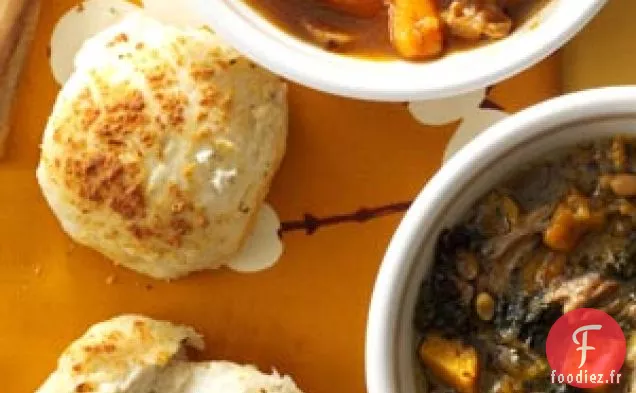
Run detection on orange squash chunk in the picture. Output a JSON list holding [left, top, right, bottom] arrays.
[[419, 334, 479, 393]]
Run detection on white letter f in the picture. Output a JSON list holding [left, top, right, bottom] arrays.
[[573, 324, 602, 369]]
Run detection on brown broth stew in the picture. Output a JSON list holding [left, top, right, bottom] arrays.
[[242, 0, 546, 60], [415, 136, 636, 393]]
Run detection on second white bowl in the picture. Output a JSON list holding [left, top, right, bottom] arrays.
[[366, 86, 636, 393]]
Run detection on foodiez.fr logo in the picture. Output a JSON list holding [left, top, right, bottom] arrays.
[[546, 308, 626, 388]]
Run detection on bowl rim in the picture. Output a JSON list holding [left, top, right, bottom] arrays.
[[196, 0, 606, 101], [364, 86, 636, 393]]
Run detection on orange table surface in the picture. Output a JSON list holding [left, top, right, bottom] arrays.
[[0, 1, 561, 392]]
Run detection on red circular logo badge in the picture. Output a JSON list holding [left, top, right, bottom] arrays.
[[546, 308, 626, 388]]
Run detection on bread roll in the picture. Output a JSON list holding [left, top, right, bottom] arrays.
[[36, 315, 303, 393], [36, 315, 203, 393], [0, 0, 40, 156], [37, 14, 287, 279]]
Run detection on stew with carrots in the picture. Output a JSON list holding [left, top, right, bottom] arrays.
[[243, 0, 545, 60]]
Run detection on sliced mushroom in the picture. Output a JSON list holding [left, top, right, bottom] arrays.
[[543, 273, 619, 313], [441, 0, 513, 41], [482, 205, 552, 260], [302, 19, 356, 50]]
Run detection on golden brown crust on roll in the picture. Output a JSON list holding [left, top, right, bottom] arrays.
[[37, 15, 287, 279]]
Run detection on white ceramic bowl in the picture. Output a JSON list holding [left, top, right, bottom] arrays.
[[365, 86, 636, 393], [197, 0, 605, 101]]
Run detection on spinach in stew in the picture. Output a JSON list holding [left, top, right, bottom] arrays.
[[415, 136, 636, 393]]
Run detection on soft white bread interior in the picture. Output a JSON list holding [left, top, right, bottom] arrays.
[[36, 315, 303, 393], [36, 14, 287, 279], [0, 0, 41, 156], [153, 361, 302, 393]]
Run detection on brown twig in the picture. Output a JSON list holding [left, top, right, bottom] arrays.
[[279, 201, 412, 236]]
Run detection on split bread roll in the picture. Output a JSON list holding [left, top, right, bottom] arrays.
[[0, 0, 40, 156], [37, 14, 287, 279], [36, 315, 303, 393]]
